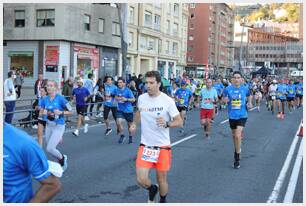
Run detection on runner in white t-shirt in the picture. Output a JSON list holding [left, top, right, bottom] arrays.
[[130, 71, 183, 203]]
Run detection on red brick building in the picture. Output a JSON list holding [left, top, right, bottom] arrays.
[[186, 3, 234, 78]]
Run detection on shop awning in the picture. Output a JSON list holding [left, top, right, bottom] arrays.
[[8, 51, 33, 57]]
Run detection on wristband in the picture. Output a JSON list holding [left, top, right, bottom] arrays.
[[165, 121, 170, 128]]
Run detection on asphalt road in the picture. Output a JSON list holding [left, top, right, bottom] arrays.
[[32, 103, 303, 203]]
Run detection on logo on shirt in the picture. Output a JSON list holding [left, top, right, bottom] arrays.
[[139, 107, 163, 112]]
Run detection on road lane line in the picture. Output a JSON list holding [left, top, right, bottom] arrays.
[[171, 134, 197, 147], [266, 121, 303, 203], [283, 138, 303, 203], [219, 107, 257, 125], [220, 119, 229, 124]]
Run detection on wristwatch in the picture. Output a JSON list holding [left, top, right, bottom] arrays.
[[165, 121, 170, 128]]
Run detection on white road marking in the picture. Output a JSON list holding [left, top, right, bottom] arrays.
[[283, 138, 303, 203], [266, 121, 303, 203], [219, 107, 257, 125], [171, 134, 197, 147], [220, 119, 229, 124]]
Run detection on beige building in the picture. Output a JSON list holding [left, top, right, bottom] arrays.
[[127, 3, 189, 79]]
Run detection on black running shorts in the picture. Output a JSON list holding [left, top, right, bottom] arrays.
[[229, 118, 247, 130]]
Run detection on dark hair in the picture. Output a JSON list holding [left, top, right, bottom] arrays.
[[117, 77, 125, 83], [88, 73, 93, 79], [232, 71, 242, 77], [8, 71, 13, 78], [145, 71, 161, 83]]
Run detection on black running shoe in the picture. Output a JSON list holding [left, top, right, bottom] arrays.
[[118, 135, 125, 144], [128, 136, 133, 144], [105, 128, 112, 136], [148, 184, 159, 203], [233, 160, 240, 169]]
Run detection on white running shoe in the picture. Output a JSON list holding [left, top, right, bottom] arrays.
[[84, 116, 90, 121], [72, 129, 79, 137], [32, 124, 38, 129], [84, 124, 89, 133]]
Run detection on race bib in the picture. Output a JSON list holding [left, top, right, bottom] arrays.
[[272, 96, 276, 100], [297, 90, 302, 94], [204, 98, 211, 104], [179, 98, 184, 105], [105, 93, 112, 102], [141, 146, 160, 163], [289, 90, 293, 94], [231, 99, 241, 110]]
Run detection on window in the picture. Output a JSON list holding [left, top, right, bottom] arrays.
[[148, 38, 155, 50], [144, 11, 152, 27], [189, 35, 194, 40], [168, 3, 172, 14], [187, 56, 193, 62], [174, 3, 179, 16], [190, 23, 194, 30], [140, 36, 147, 49], [190, 3, 196, 8], [36, 9, 55, 27], [84, 14, 90, 30], [129, 7, 134, 24], [128, 32, 133, 46], [190, 13, 195, 19], [166, 20, 171, 34], [15, 10, 25, 27], [173, 42, 178, 55], [166, 40, 170, 54], [154, 15, 161, 31], [112, 22, 120, 36], [173, 23, 178, 36], [98, 18, 104, 33]]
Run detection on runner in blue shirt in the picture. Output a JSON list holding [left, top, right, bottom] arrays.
[[287, 79, 296, 113], [276, 79, 288, 119], [3, 123, 61, 203], [174, 81, 193, 133], [39, 80, 72, 171], [295, 78, 303, 108], [223, 71, 252, 169], [197, 79, 218, 139], [213, 79, 225, 114], [72, 78, 90, 137], [115, 77, 136, 144], [104, 76, 119, 136]]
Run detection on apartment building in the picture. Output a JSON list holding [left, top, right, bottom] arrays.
[[186, 3, 234, 78], [3, 3, 121, 87], [127, 3, 189, 79]]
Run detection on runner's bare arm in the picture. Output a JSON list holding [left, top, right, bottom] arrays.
[[29, 175, 61, 203], [167, 114, 183, 128]]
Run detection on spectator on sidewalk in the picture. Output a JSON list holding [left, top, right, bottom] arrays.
[[83, 73, 95, 119], [62, 77, 74, 101], [4, 71, 17, 124], [14, 70, 24, 99], [34, 74, 47, 98], [3, 123, 61, 203]]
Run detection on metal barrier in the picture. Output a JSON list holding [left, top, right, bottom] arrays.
[[3, 97, 107, 127]]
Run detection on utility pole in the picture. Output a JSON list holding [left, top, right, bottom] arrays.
[[116, 3, 128, 80]]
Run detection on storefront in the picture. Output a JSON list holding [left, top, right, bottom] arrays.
[[3, 41, 39, 86], [100, 47, 118, 78], [8, 51, 34, 77], [73, 43, 99, 81], [158, 60, 166, 77], [43, 41, 71, 88]]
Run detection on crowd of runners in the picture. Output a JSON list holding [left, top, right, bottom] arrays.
[[3, 70, 303, 203]]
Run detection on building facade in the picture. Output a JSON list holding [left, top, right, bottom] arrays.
[[127, 3, 189, 79], [248, 41, 303, 76], [3, 3, 121, 87], [186, 3, 234, 78]]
